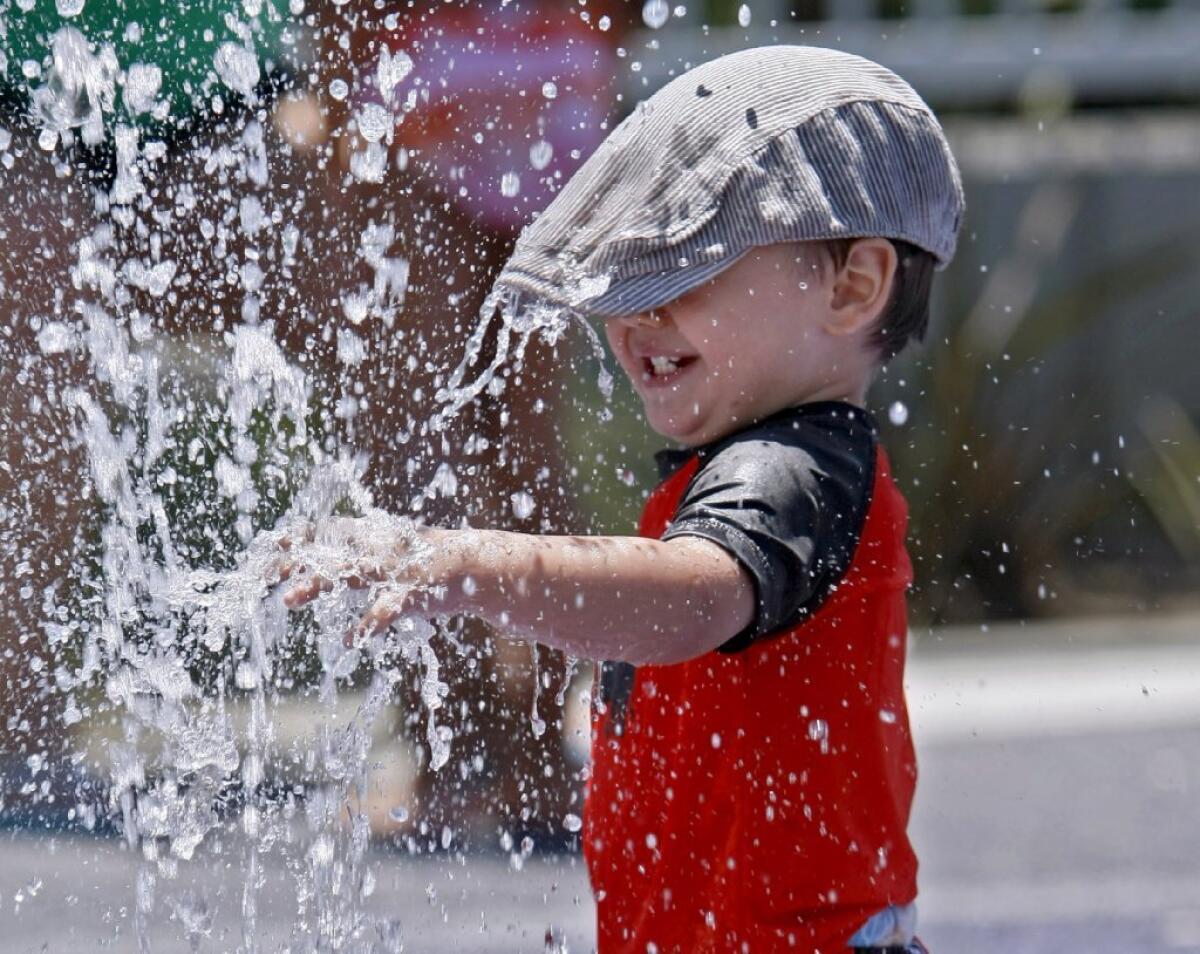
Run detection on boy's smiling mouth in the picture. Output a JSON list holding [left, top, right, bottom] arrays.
[[642, 354, 698, 385]]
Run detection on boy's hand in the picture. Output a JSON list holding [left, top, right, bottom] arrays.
[[275, 521, 465, 643], [274, 521, 374, 607]]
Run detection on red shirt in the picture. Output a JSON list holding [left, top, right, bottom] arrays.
[[586, 447, 918, 953]]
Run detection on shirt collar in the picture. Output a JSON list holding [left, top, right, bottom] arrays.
[[652, 401, 876, 480]]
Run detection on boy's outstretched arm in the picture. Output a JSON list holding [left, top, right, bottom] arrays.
[[284, 529, 755, 666]]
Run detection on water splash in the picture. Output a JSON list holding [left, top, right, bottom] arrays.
[[432, 287, 611, 432], [13, 7, 602, 950], [28, 27, 118, 146]]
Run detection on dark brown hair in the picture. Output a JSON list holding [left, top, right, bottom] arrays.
[[822, 238, 937, 362]]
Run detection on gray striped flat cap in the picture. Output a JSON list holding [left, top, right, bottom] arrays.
[[493, 45, 964, 318]]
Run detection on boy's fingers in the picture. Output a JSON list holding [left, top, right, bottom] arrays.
[[277, 523, 315, 552], [342, 594, 407, 646], [280, 560, 372, 605], [343, 570, 369, 590], [283, 575, 331, 607], [361, 599, 401, 638]]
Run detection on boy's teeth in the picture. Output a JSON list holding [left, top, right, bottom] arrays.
[[650, 356, 680, 375]]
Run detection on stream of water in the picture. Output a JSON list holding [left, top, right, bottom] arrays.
[[6, 6, 595, 951]]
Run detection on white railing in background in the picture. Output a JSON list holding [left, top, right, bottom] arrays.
[[629, 0, 1200, 106]]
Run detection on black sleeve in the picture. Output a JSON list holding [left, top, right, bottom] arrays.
[[660, 405, 876, 652]]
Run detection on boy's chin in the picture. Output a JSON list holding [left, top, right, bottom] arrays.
[[644, 409, 717, 447]]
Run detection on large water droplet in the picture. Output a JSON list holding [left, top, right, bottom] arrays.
[[328, 78, 349, 101], [350, 142, 388, 182], [56, 0, 85, 17], [510, 490, 536, 519], [888, 400, 909, 426], [213, 43, 259, 98], [234, 662, 259, 690], [563, 813, 583, 833], [541, 81, 558, 100], [529, 139, 553, 170], [377, 47, 413, 102], [500, 171, 521, 198], [642, 0, 669, 28], [356, 103, 391, 143], [123, 63, 162, 116], [737, 3, 752, 27]]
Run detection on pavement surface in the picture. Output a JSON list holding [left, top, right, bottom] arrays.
[[2, 613, 1199, 953]]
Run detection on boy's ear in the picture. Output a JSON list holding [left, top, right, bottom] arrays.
[[826, 238, 897, 337]]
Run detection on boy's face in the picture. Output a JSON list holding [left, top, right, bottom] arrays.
[[604, 243, 875, 446]]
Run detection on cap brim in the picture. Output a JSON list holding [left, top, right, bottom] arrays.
[[495, 249, 749, 320], [582, 251, 749, 318]]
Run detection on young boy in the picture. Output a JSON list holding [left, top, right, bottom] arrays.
[[284, 45, 962, 953]]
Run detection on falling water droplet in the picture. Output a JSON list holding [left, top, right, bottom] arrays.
[[356, 103, 391, 143], [888, 400, 909, 426], [234, 662, 259, 690], [56, 0, 85, 17], [123, 63, 162, 115], [213, 42, 259, 98], [377, 47, 413, 102], [328, 78, 349, 101], [642, 0, 669, 28], [541, 81, 558, 100], [511, 490, 536, 520], [37, 129, 58, 152], [500, 171, 521, 198], [737, 3, 752, 27], [563, 813, 583, 833], [529, 139, 553, 170]]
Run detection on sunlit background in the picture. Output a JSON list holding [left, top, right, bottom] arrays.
[[1, 1, 1199, 951]]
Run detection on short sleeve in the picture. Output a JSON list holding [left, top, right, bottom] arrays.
[[660, 405, 876, 652]]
